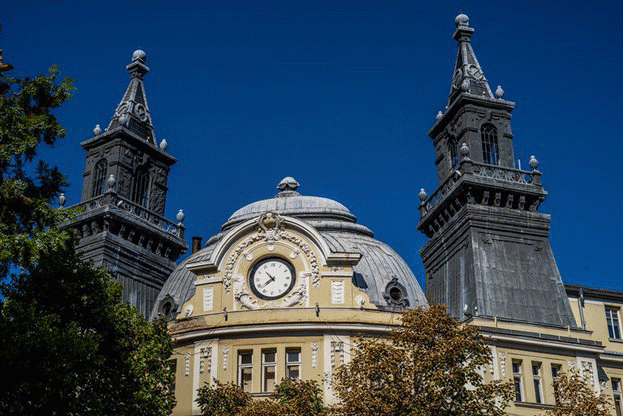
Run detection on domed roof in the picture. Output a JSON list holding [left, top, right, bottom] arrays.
[[151, 178, 427, 320], [224, 177, 356, 229]]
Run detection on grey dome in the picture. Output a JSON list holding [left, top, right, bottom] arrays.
[[151, 179, 427, 320], [225, 195, 357, 229]]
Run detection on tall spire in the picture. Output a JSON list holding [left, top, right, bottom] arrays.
[[448, 14, 494, 105], [107, 50, 157, 146]]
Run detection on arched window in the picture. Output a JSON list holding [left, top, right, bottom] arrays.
[[448, 137, 459, 169], [481, 124, 499, 165], [91, 159, 108, 198], [132, 168, 150, 208]]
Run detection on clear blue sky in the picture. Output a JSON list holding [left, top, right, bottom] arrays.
[[3, 1, 622, 292]]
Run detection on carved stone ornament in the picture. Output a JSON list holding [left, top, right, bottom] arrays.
[[115, 101, 129, 117], [234, 274, 309, 310], [134, 103, 147, 121], [223, 212, 320, 293]]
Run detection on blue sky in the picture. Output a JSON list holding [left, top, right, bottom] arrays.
[[3, 1, 622, 292]]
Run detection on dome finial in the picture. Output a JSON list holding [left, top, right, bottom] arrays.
[[276, 177, 301, 197]]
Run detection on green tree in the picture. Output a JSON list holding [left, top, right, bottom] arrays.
[[332, 304, 514, 416], [546, 370, 610, 416], [196, 378, 327, 416], [0, 53, 175, 415], [0, 52, 74, 278], [196, 381, 251, 416]]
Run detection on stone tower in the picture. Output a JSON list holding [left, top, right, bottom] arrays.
[[417, 15, 575, 327], [66, 50, 187, 318]]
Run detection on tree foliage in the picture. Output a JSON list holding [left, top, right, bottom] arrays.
[[0, 58, 75, 277], [197, 378, 326, 416], [546, 370, 610, 416], [332, 304, 514, 416], [0, 54, 175, 416]]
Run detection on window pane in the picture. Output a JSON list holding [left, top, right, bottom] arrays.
[[512, 362, 520, 374], [534, 379, 542, 404], [263, 352, 276, 363], [287, 349, 300, 363], [481, 124, 499, 165], [241, 368, 252, 392], [240, 353, 252, 365], [514, 377, 522, 401], [286, 365, 300, 379], [551, 365, 560, 379], [263, 366, 276, 391]]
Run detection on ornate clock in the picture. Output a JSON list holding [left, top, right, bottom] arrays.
[[249, 257, 296, 300]]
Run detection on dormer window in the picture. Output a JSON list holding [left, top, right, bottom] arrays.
[[91, 159, 108, 198], [481, 124, 499, 165], [132, 167, 150, 208]]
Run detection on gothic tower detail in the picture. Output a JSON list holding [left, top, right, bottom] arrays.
[[67, 50, 187, 318], [417, 16, 575, 327]]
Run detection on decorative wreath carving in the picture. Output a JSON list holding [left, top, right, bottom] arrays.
[[223, 212, 320, 295]]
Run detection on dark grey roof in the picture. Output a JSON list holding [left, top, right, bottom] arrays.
[[151, 179, 426, 319]]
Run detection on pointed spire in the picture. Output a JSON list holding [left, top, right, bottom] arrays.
[[107, 50, 157, 145], [448, 14, 494, 105]]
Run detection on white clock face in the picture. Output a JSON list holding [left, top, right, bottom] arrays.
[[250, 258, 296, 300]]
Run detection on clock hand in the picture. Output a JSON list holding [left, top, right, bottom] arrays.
[[259, 275, 276, 288]]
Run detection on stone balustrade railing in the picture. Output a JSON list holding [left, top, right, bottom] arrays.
[[419, 159, 542, 218], [77, 191, 185, 238]]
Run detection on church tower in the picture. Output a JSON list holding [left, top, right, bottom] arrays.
[[417, 15, 575, 327], [66, 50, 187, 318]]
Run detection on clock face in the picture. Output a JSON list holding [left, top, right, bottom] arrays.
[[249, 258, 296, 300]]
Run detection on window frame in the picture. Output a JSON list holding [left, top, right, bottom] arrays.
[[512, 360, 524, 402], [91, 159, 108, 198], [285, 347, 301, 380], [448, 136, 459, 170], [131, 167, 150, 208], [532, 362, 543, 404], [480, 123, 499, 165], [613, 378, 623, 416], [238, 351, 253, 393], [606, 307, 622, 340], [261, 349, 277, 393]]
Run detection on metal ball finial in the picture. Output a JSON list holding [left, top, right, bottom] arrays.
[[418, 188, 427, 202], [106, 174, 116, 190], [460, 142, 470, 158], [529, 155, 539, 170], [495, 85, 504, 99], [461, 79, 470, 92], [132, 49, 147, 63], [455, 14, 469, 27], [176, 209, 185, 223]]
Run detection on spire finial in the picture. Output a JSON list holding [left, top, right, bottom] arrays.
[[106, 50, 157, 145], [448, 14, 493, 103], [455, 13, 469, 28], [126, 49, 149, 80]]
